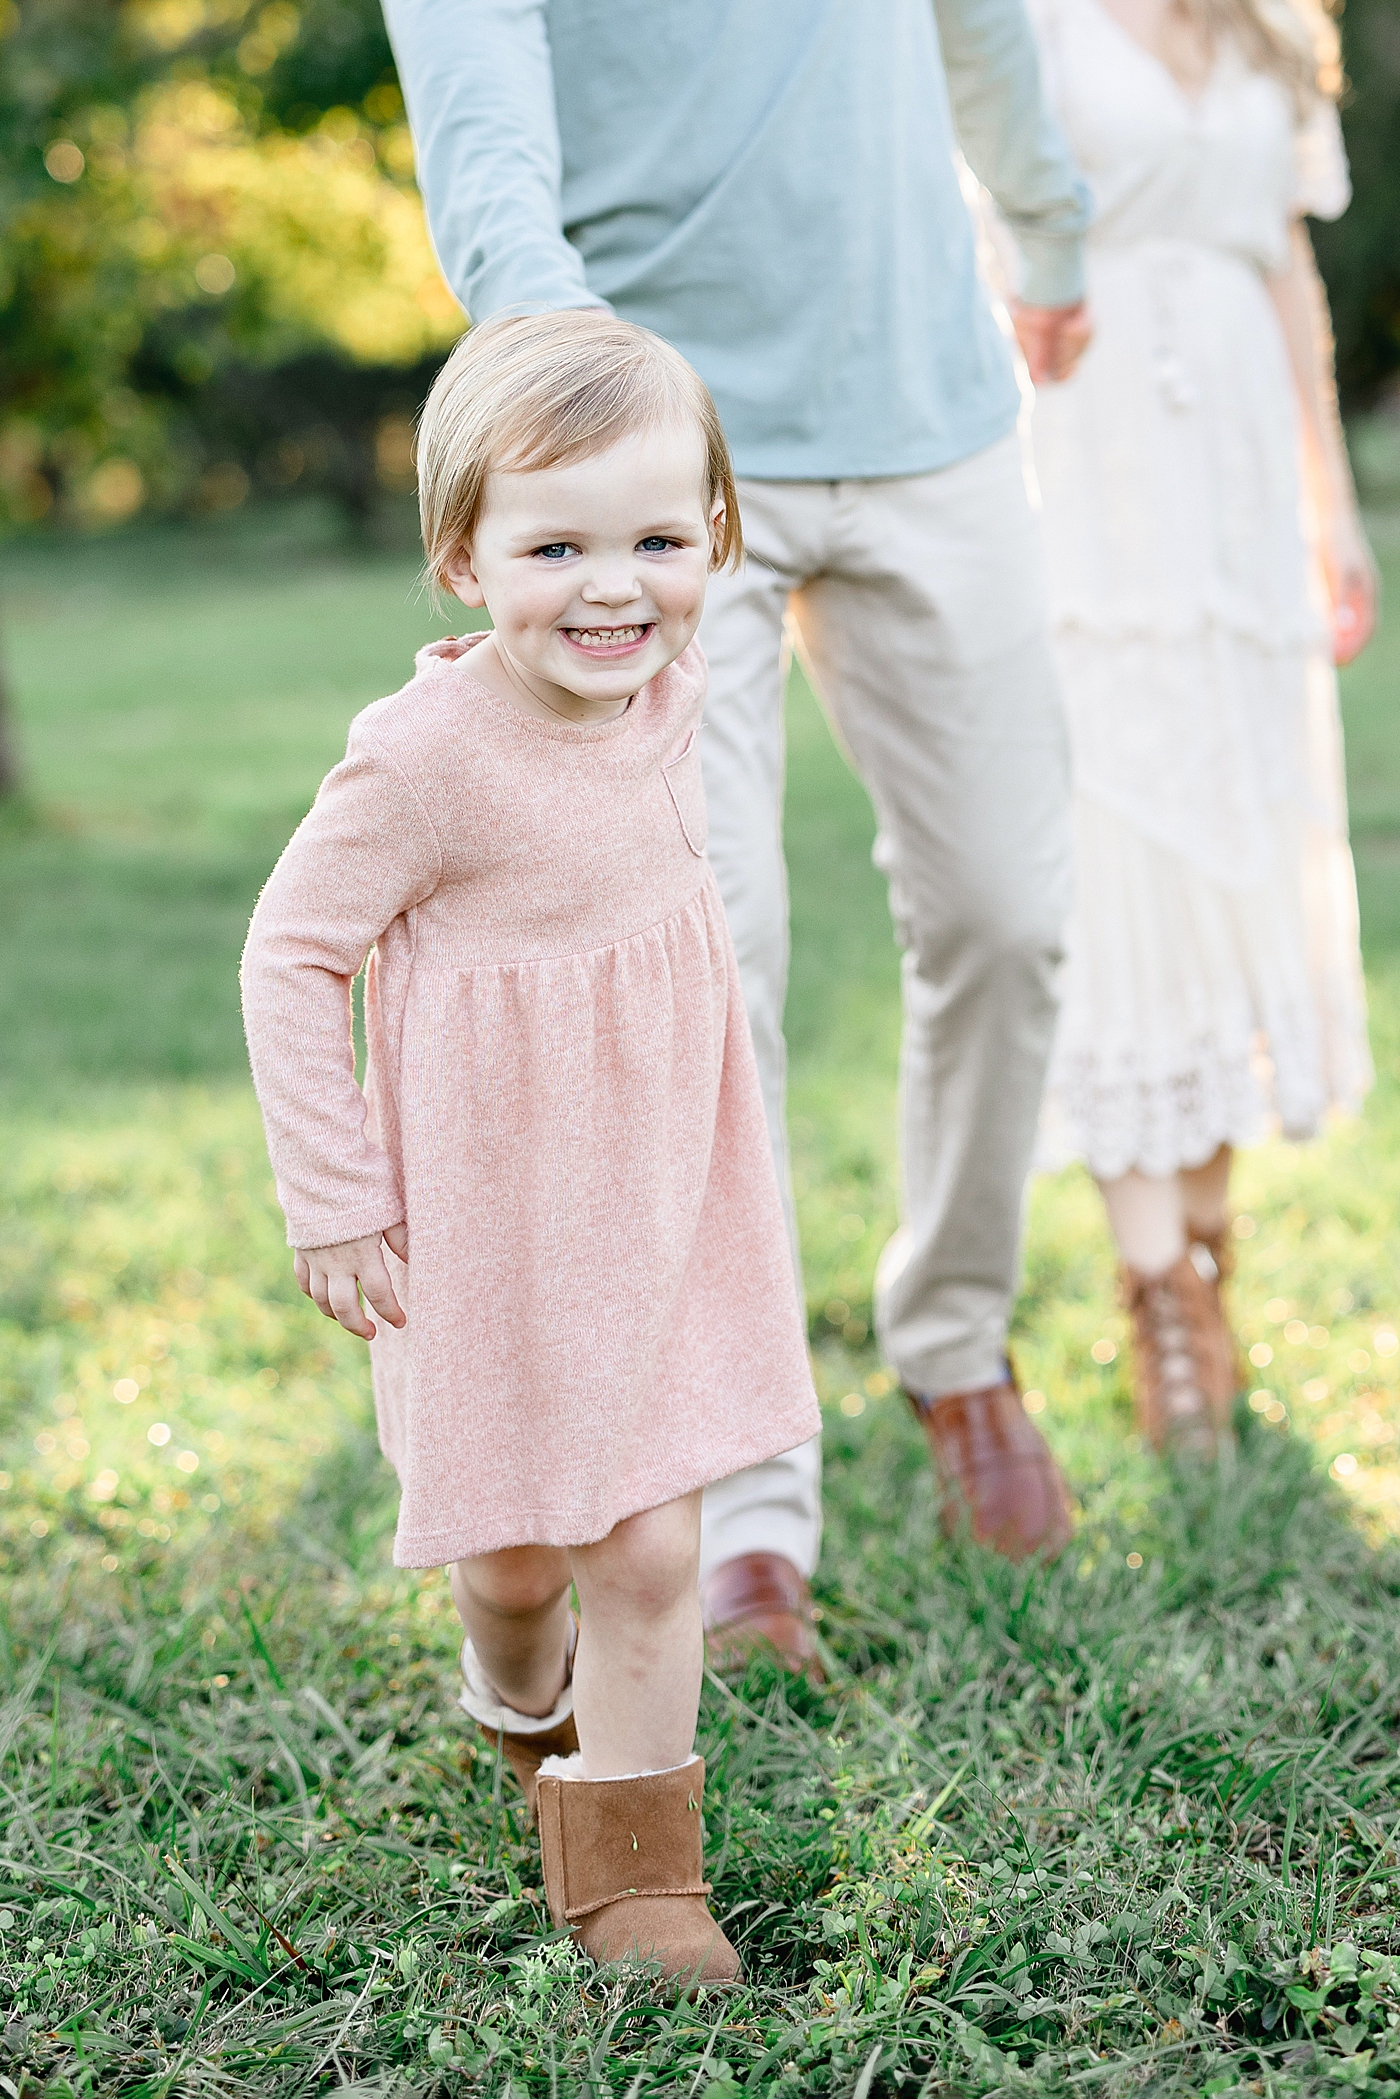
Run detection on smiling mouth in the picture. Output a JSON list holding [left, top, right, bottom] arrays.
[[561, 623, 654, 653]]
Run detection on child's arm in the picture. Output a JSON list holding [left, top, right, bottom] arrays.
[[241, 723, 443, 1327]]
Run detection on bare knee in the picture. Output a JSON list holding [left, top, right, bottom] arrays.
[[452, 1544, 571, 1622], [574, 1497, 701, 1620]]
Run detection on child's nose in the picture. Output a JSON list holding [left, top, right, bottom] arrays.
[[580, 567, 643, 606]]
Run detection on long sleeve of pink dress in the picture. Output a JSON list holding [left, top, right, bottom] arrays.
[[241, 732, 442, 1250], [241, 635, 820, 1565]]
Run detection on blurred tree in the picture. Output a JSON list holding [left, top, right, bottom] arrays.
[[0, 0, 464, 794], [0, 643, 18, 798], [0, 0, 460, 535], [0, 0, 1395, 546], [1314, 0, 1400, 408]]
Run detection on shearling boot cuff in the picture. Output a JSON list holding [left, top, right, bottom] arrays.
[[537, 1750, 701, 1783], [457, 1633, 575, 1735]]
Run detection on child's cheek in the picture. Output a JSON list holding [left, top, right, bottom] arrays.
[[512, 577, 567, 642], [658, 561, 707, 629]]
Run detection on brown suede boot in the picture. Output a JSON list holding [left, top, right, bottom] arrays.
[[700, 1553, 823, 1681], [460, 1618, 578, 1824], [1121, 1252, 1237, 1457], [478, 1713, 580, 1824], [536, 1758, 740, 1992]]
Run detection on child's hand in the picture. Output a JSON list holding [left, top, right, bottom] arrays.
[[294, 1222, 409, 1340]]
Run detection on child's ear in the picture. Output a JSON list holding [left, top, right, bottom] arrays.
[[708, 496, 727, 569], [442, 544, 487, 609]]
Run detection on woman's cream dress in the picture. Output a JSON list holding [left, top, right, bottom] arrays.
[[1026, 0, 1371, 1179]]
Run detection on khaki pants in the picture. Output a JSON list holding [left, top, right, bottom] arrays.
[[696, 432, 1072, 1584]]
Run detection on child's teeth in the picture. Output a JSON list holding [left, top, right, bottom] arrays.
[[571, 625, 644, 645]]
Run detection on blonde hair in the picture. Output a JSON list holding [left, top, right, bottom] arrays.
[[1193, 0, 1341, 108], [417, 310, 742, 590]]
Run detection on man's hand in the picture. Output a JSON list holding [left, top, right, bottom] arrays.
[[294, 1222, 409, 1341], [1011, 298, 1093, 385]]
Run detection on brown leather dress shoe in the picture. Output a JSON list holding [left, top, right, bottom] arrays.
[[700, 1552, 823, 1681], [908, 1371, 1073, 1561]]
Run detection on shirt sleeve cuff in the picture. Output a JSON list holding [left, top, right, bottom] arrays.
[[1018, 239, 1087, 309], [466, 244, 613, 325]]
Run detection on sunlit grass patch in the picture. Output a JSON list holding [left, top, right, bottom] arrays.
[[0, 1085, 364, 1573]]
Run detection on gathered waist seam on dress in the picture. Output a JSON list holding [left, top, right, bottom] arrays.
[[435, 874, 717, 978]]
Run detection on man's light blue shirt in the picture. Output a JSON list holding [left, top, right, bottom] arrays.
[[384, 0, 1091, 482]]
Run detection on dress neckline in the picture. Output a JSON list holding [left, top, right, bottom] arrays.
[[1077, 0, 1223, 110], [420, 631, 643, 743]]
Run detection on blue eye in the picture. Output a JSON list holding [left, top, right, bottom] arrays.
[[534, 543, 575, 560], [638, 536, 676, 553]]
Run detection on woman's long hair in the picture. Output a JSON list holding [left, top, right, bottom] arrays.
[[1194, 0, 1341, 107]]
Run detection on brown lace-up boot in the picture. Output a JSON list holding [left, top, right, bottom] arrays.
[[537, 1758, 740, 1992], [1188, 1226, 1246, 1393], [1192, 1225, 1234, 1290], [1121, 1252, 1237, 1456]]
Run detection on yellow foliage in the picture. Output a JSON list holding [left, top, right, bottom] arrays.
[[132, 80, 464, 367]]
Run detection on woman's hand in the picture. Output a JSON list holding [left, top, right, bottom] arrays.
[[294, 1221, 409, 1340], [1321, 510, 1379, 668], [1267, 225, 1379, 670]]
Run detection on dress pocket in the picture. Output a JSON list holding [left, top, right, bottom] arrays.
[[661, 726, 707, 857]]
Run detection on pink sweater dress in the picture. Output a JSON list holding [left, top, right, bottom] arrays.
[[241, 633, 820, 1566]]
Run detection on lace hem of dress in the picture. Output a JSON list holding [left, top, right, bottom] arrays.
[[1038, 1018, 1366, 1183]]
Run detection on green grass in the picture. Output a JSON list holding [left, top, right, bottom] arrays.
[[2, 495, 1400, 2095]]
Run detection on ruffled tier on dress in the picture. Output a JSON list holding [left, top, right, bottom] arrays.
[[1039, 755, 1371, 1182]]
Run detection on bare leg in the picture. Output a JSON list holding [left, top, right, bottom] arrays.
[[1097, 1169, 1187, 1279], [451, 1544, 574, 1719], [1180, 1145, 1232, 1241], [570, 1491, 704, 1778]]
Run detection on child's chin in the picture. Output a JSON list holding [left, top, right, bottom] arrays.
[[557, 644, 665, 693]]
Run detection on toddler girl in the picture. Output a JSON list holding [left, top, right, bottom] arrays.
[[241, 311, 820, 1988]]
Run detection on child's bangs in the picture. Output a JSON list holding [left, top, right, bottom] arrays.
[[491, 358, 686, 479]]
